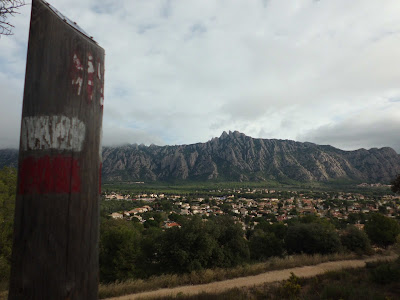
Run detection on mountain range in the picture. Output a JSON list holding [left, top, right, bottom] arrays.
[[1, 131, 399, 183]]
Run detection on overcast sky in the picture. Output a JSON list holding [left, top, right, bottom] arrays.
[[1, 0, 400, 153]]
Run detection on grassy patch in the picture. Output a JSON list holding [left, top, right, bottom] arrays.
[[143, 257, 400, 300], [98, 252, 362, 299]]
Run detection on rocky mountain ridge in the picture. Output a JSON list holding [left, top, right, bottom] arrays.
[[101, 131, 400, 183], [1, 131, 399, 183]]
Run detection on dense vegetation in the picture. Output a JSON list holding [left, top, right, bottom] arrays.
[[0, 167, 399, 291], [98, 210, 396, 283], [99, 215, 251, 282], [0, 168, 16, 285]]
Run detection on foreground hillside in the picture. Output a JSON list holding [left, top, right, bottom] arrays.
[[1, 131, 399, 183], [102, 131, 400, 183], [102, 255, 398, 300]]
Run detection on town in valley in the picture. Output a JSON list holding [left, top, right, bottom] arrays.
[[103, 184, 399, 231]]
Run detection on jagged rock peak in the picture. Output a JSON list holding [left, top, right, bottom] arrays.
[[220, 131, 229, 139], [222, 130, 247, 139], [0, 133, 399, 183]]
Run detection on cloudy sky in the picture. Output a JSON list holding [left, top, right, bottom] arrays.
[[1, 0, 400, 153]]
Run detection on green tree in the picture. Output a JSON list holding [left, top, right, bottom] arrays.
[[168, 212, 186, 224], [340, 225, 371, 254], [99, 218, 142, 282], [347, 213, 360, 224], [254, 220, 287, 240], [0, 167, 17, 282], [285, 222, 341, 255], [391, 174, 400, 194], [210, 215, 250, 267], [249, 229, 284, 260], [136, 227, 163, 277], [364, 213, 400, 247], [156, 215, 250, 273], [157, 216, 219, 273]]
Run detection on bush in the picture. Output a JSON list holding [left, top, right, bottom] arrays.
[[99, 218, 142, 282], [279, 272, 301, 299], [365, 213, 400, 247], [157, 216, 250, 274], [285, 223, 341, 255], [369, 260, 400, 284], [0, 167, 17, 283], [341, 226, 371, 254], [249, 230, 284, 261]]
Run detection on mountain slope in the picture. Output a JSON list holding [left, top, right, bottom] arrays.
[[1, 131, 399, 183], [0, 149, 19, 169], [101, 131, 400, 183]]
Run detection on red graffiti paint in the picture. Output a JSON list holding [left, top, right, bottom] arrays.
[[19, 155, 81, 194], [99, 162, 102, 194]]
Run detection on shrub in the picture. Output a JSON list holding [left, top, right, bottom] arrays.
[[279, 272, 301, 299], [249, 230, 284, 261], [341, 226, 371, 254], [99, 218, 142, 282], [369, 261, 400, 284], [365, 213, 400, 248], [285, 223, 341, 255]]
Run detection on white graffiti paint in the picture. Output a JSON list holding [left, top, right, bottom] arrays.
[[88, 58, 94, 74], [97, 62, 101, 80], [72, 77, 83, 95], [72, 54, 84, 95], [99, 128, 103, 162], [21, 116, 86, 151], [87, 54, 95, 101], [100, 88, 104, 107], [73, 54, 83, 71]]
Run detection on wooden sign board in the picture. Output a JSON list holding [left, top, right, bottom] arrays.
[[9, 0, 104, 298]]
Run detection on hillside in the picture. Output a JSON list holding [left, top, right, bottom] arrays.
[[1, 131, 399, 183], [101, 131, 400, 183]]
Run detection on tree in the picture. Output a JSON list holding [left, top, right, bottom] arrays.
[[285, 222, 341, 255], [340, 226, 371, 254], [365, 213, 400, 248], [0, 167, 17, 282], [212, 216, 250, 267], [99, 218, 142, 282], [249, 229, 284, 261], [157, 216, 220, 273], [156, 215, 250, 273], [0, 0, 25, 35], [391, 174, 400, 194]]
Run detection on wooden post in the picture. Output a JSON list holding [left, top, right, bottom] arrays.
[[8, 0, 104, 299]]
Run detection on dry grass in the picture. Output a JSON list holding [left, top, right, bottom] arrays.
[[147, 257, 400, 300], [0, 291, 7, 300], [1, 251, 393, 299], [99, 252, 367, 299]]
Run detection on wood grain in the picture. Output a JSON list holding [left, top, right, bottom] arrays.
[[8, 0, 104, 299]]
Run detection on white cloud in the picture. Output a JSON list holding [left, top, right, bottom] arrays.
[[0, 73, 24, 148], [1, 0, 400, 153], [102, 124, 165, 146], [299, 104, 400, 152]]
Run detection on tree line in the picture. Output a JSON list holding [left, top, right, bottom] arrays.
[[98, 210, 400, 283], [1, 168, 400, 285]]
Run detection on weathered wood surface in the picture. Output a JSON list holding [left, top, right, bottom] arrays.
[[8, 0, 104, 299]]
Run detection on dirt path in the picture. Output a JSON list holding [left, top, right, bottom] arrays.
[[106, 254, 398, 300]]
